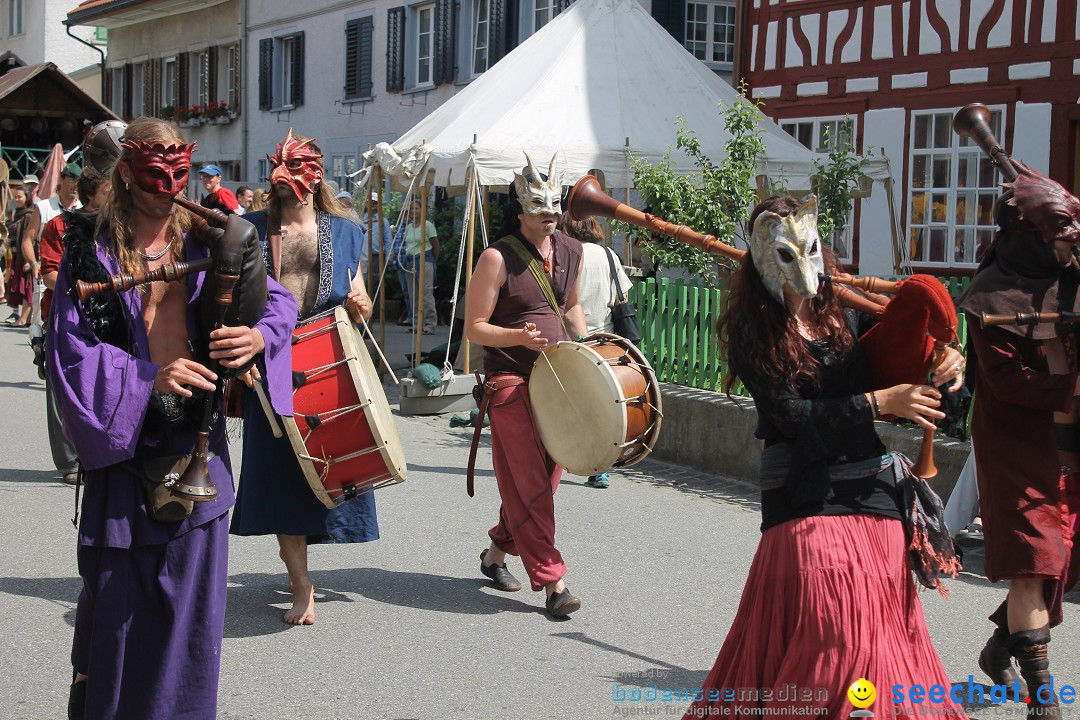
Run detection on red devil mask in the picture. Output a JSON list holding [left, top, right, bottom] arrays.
[[1006, 163, 1080, 250], [269, 129, 323, 204], [121, 139, 196, 196]]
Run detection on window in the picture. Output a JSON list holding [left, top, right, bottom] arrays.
[[93, 26, 107, 44], [110, 67, 124, 115], [224, 44, 241, 111], [190, 50, 209, 107], [332, 155, 358, 193], [257, 158, 269, 183], [132, 63, 146, 117], [781, 117, 857, 263], [415, 4, 435, 87], [473, 0, 490, 76], [345, 17, 374, 100], [685, 0, 735, 68], [908, 108, 1003, 266], [8, 0, 22, 36], [259, 33, 305, 110], [534, 0, 558, 31], [161, 57, 177, 108]]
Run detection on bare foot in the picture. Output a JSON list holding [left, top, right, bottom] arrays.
[[283, 583, 315, 625]]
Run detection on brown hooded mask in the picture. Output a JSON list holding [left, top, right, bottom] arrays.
[[956, 161, 1080, 339]]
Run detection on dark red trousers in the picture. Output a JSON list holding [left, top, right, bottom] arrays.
[[486, 383, 567, 591]]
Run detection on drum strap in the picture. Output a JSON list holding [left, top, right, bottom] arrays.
[[467, 372, 526, 497]]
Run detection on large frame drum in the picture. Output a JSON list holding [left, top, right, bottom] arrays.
[[528, 333, 662, 476], [283, 307, 407, 508]]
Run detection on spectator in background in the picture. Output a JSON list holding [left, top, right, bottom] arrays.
[[249, 188, 268, 212], [36, 170, 111, 485], [560, 212, 633, 489], [5, 184, 33, 326], [335, 190, 354, 212], [403, 198, 439, 334], [199, 164, 240, 215], [360, 192, 393, 282], [235, 185, 254, 214]]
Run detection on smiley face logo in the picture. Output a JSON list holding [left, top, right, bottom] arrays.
[[848, 679, 876, 709]]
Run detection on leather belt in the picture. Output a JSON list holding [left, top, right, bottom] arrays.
[[467, 371, 525, 497]]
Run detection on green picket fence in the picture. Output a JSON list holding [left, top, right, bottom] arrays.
[[630, 275, 973, 394]]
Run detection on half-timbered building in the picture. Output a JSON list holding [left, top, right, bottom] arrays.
[[740, 0, 1080, 277]]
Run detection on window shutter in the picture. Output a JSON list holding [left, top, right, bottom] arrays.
[[177, 54, 188, 110], [652, 0, 686, 43], [123, 63, 132, 119], [208, 46, 218, 105], [259, 38, 273, 110], [345, 18, 374, 100], [103, 69, 113, 114], [433, 0, 456, 85], [358, 17, 374, 98], [386, 6, 405, 92], [488, 0, 507, 65], [291, 31, 305, 106], [230, 44, 242, 112]]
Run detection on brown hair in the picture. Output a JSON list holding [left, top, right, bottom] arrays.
[[97, 117, 191, 275], [716, 195, 852, 394], [76, 173, 108, 206], [559, 213, 604, 244]]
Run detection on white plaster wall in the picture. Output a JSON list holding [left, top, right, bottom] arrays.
[[860, 108, 907, 277], [1011, 102, 1051, 174], [3, 1, 103, 74], [244, 0, 463, 184]]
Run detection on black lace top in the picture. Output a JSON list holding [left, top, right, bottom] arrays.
[[729, 310, 901, 531]]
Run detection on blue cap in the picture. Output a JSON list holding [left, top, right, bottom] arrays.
[[199, 163, 222, 176]]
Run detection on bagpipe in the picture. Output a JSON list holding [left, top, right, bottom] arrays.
[[76, 120, 268, 503], [566, 176, 959, 479]]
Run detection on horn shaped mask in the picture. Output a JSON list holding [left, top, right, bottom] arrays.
[[749, 196, 824, 304], [120, 139, 196, 196], [513, 152, 562, 216], [269, 128, 324, 205]]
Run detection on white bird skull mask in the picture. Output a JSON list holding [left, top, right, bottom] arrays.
[[749, 196, 824, 304]]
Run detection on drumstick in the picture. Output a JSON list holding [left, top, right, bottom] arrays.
[[348, 268, 400, 384], [253, 379, 283, 439]]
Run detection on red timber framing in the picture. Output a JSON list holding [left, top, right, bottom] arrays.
[[740, 0, 1080, 274]]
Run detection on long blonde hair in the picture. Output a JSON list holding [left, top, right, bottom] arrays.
[[98, 117, 192, 275]]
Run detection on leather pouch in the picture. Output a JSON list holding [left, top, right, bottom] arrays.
[[123, 454, 195, 522]]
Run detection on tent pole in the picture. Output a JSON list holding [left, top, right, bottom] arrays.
[[376, 165, 386, 349], [414, 184, 429, 369], [365, 143, 374, 291], [463, 167, 477, 375], [623, 186, 631, 265]]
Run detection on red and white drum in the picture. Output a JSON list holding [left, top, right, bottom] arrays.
[[284, 306, 407, 508], [528, 333, 662, 477]]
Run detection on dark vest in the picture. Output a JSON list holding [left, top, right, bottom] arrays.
[[484, 230, 582, 376]]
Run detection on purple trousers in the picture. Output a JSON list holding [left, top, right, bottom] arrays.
[[72, 514, 229, 720]]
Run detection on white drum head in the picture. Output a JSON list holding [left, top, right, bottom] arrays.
[[529, 341, 626, 476]]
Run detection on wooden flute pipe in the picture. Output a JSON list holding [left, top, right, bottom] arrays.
[[980, 310, 1080, 327], [76, 256, 214, 301]]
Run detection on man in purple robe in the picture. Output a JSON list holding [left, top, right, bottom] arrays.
[[48, 117, 296, 720]]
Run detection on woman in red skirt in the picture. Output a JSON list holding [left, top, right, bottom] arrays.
[[684, 196, 967, 719]]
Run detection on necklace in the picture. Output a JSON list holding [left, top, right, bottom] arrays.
[[542, 243, 554, 273], [137, 237, 175, 261]]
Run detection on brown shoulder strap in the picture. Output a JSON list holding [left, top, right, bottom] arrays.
[[267, 211, 282, 280]]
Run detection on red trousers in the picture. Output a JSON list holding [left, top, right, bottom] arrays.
[[486, 383, 567, 591]]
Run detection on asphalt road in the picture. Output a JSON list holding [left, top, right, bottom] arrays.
[[0, 321, 1076, 720]]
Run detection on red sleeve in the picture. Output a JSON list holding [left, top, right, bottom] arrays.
[[217, 188, 240, 212], [969, 323, 1078, 413], [39, 216, 67, 275]]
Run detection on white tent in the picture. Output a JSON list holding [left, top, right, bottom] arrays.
[[365, 0, 891, 192]]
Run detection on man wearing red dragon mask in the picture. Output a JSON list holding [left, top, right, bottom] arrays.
[[50, 117, 297, 720], [230, 128, 378, 626]]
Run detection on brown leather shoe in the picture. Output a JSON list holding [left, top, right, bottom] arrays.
[[545, 587, 581, 617], [480, 550, 521, 592], [1011, 628, 1059, 720]]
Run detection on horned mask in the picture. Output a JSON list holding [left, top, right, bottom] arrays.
[[749, 196, 824, 304], [121, 139, 196, 196], [513, 153, 562, 216], [269, 128, 324, 205]]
